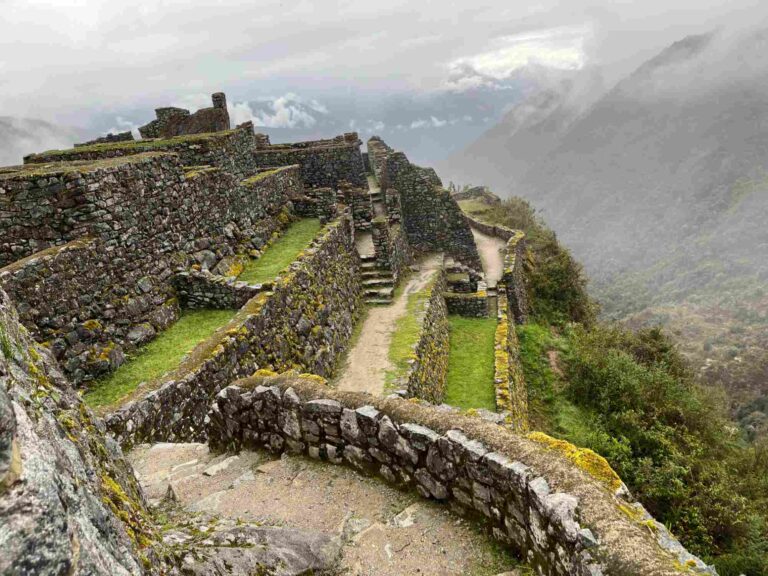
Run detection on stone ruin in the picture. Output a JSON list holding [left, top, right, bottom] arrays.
[[0, 108, 717, 575], [138, 92, 230, 139]]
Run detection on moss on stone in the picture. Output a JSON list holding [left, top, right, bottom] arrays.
[[527, 430, 623, 492]]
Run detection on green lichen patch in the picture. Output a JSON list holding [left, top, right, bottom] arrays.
[[241, 168, 283, 185], [238, 218, 322, 285], [84, 309, 236, 408]]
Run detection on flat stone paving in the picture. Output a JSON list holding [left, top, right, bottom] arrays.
[[130, 442, 520, 576]]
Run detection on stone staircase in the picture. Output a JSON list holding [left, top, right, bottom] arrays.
[[360, 254, 395, 305]]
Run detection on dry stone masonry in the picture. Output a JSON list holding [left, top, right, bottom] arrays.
[[105, 214, 363, 450], [207, 372, 717, 576], [252, 132, 367, 189], [0, 98, 717, 575], [370, 137, 482, 271]]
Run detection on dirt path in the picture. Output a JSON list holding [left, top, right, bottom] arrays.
[[129, 443, 518, 576], [335, 255, 441, 396], [471, 227, 506, 288]]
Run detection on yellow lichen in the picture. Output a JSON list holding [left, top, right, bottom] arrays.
[[527, 431, 623, 492]]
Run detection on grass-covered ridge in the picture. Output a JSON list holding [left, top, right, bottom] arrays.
[[84, 309, 235, 408], [445, 316, 496, 411], [238, 218, 322, 285]]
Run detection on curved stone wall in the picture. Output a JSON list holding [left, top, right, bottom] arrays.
[[206, 372, 716, 576]]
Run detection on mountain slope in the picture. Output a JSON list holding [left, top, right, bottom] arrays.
[[447, 31, 768, 411]]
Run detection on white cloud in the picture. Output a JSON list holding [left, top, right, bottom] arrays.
[[227, 93, 328, 129], [106, 116, 141, 139], [410, 116, 448, 129], [446, 25, 590, 91], [368, 120, 386, 131]]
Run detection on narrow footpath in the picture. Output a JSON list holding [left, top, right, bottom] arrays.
[[470, 226, 506, 288], [335, 255, 441, 396]]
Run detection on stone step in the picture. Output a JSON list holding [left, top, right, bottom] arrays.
[[360, 254, 377, 263], [365, 298, 393, 306], [361, 262, 380, 272], [363, 278, 394, 288], [364, 287, 394, 299], [362, 268, 393, 278]]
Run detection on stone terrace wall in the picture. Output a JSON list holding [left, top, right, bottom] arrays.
[[252, 133, 366, 189], [172, 269, 264, 309], [444, 291, 490, 317], [0, 156, 300, 385], [206, 372, 716, 576], [366, 136, 393, 182], [465, 215, 530, 324], [104, 215, 363, 449], [24, 123, 259, 180], [404, 269, 449, 403], [501, 231, 530, 324], [371, 217, 413, 282], [379, 149, 482, 271], [495, 292, 529, 430]]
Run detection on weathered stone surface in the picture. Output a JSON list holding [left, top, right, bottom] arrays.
[[170, 524, 341, 576], [205, 371, 718, 576], [252, 132, 366, 189]]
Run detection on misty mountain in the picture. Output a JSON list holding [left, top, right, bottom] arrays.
[[0, 117, 87, 166], [449, 31, 768, 295], [446, 31, 768, 407]]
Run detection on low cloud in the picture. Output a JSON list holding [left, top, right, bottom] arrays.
[[228, 93, 328, 129], [446, 25, 590, 91]]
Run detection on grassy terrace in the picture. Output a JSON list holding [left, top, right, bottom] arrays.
[[445, 316, 497, 411], [238, 218, 321, 284], [84, 218, 323, 408], [84, 309, 235, 407]]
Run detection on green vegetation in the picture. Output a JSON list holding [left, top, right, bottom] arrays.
[[467, 194, 768, 575], [84, 309, 235, 407], [445, 316, 497, 411], [238, 218, 321, 284], [384, 283, 432, 390]]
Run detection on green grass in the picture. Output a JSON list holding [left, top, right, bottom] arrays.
[[384, 285, 432, 391], [444, 316, 497, 411], [84, 309, 235, 407], [238, 218, 322, 284]]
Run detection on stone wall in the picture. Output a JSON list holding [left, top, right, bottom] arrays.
[[24, 123, 260, 180], [379, 149, 482, 271], [404, 269, 449, 403], [495, 292, 529, 430], [464, 215, 530, 324], [339, 182, 373, 231], [172, 269, 264, 309], [104, 215, 363, 449], [371, 217, 413, 282], [138, 92, 230, 139], [366, 136, 393, 182], [252, 133, 366, 189], [206, 371, 716, 576], [501, 231, 530, 324], [0, 155, 300, 384], [444, 291, 490, 317]]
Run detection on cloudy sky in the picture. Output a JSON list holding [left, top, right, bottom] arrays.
[[2, 0, 768, 163]]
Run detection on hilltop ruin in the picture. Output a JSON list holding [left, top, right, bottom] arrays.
[[0, 93, 716, 575]]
